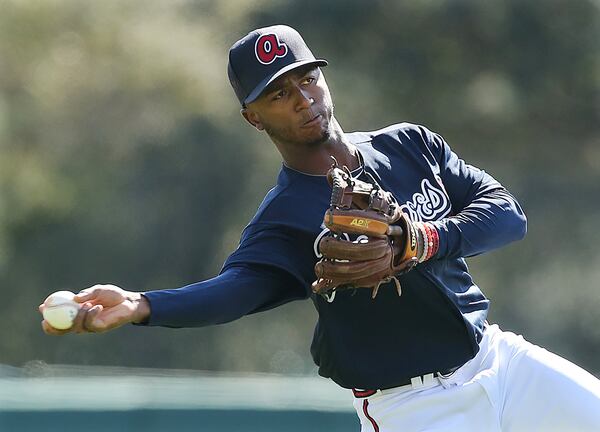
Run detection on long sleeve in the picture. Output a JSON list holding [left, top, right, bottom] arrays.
[[425, 130, 527, 259], [141, 264, 306, 328]]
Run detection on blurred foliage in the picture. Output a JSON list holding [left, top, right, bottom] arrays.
[[0, 0, 599, 375]]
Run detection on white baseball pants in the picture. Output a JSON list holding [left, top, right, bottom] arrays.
[[353, 324, 600, 431]]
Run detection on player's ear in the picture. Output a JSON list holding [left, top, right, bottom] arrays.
[[241, 107, 264, 131]]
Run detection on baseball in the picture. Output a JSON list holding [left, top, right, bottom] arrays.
[[42, 291, 81, 330]]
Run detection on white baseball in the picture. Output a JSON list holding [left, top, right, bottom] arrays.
[[42, 291, 81, 330]]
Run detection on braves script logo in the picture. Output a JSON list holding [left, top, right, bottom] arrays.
[[255, 34, 288, 64], [400, 176, 451, 222]]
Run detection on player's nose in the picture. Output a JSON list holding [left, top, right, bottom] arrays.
[[294, 87, 314, 111]]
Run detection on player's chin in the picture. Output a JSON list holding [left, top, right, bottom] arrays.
[[304, 128, 331, 147], [300, 119, 330, 146]]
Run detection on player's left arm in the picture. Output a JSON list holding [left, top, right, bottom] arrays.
[[421, 128, 527, 260]]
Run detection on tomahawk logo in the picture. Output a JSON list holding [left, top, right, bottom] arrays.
[[400, 176, 452, 222], [255, 34, 288, 64]]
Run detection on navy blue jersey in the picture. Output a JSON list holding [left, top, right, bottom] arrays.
[[144, 123, 526, 390]]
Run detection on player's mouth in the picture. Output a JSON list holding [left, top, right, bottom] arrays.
[[302, 114, 322, 128]]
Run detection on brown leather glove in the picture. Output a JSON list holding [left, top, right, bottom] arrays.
[[312, 161, 439, 299]]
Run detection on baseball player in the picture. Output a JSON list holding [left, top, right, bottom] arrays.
[[40, 25, 600, 431]]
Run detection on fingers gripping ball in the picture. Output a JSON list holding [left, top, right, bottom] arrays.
[[42, 291, 80, 330]]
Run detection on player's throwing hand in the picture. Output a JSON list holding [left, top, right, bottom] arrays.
[[39, 284, 150, 335]]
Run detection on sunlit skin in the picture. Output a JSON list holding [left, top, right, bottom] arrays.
[[242, 66, 360, 175], [39, 285, 148, 335]]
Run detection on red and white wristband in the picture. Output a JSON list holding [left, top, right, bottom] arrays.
[[415, 222, 439, 263]]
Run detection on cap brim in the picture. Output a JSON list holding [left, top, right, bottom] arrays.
[[243, 59, 328, 105]]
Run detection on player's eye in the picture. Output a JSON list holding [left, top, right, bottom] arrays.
[[302, 77, 315, 85], [272, 89, 287, 101]]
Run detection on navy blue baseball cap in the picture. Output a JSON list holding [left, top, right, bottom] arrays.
[[227, 25, 328, 106]]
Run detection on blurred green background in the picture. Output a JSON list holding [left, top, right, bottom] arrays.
[[1, 0, 599, 379]]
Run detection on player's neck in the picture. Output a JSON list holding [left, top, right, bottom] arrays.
[[278, 118, 359, 176]]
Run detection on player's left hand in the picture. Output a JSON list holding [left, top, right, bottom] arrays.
[[312, 162, 437, 298]]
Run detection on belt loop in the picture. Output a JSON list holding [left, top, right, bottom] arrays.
[[410, 376, 424, 389], [422, 373, 435, 386]]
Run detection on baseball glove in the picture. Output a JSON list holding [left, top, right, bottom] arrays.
[[312, 158, 439, 299]]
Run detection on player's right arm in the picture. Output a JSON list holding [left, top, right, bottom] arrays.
[[40, 264, 305, 335], [39, 285, 150, 335]]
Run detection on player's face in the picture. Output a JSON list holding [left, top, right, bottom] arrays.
[[244, 66, 334, 147]]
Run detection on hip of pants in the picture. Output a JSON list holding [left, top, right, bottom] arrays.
[[353, 324, 600, 432]]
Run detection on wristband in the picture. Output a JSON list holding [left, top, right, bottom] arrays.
[[423, 223, 433, 262], [416, 222, 428, 263], [424, 223, 439, 260]]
